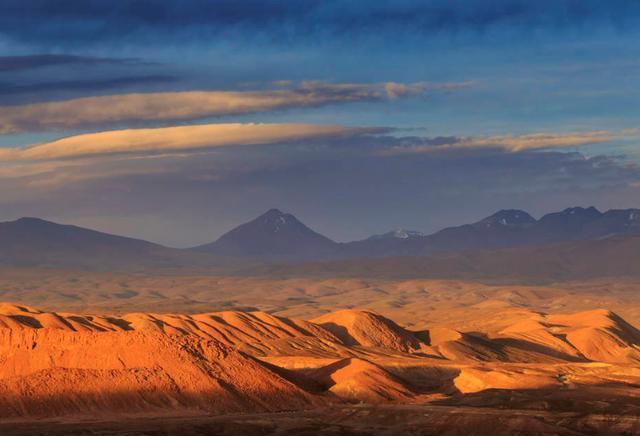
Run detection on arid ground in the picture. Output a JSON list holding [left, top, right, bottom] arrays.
[[2, 269, 640, 435]]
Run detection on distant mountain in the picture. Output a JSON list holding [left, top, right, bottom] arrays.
[[0, 217, 226, 270], [3, 206, 639, 269], [443, 206, 640, 251], [336, 229, 425, 258], [368, 229, 425, 240], [341, 207, 640, 259], [193, 209, 338, 260], [475, 209, 537, 228], [192, 206, 640, 262], [415, 209, 539, 253], [341, 209, 540, 258], [584, 209, 640, 238]]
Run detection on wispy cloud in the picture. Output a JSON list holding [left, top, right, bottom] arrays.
[[5, 125, 636, 165], [383, 130, 640, 154], [0, 54, 142, 72], [0, 81, 469, 134], [0, 123, 384, 161], [0, 75, 177, 97]]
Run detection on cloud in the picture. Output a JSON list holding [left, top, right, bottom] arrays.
[[2, 1, 639, 47], [0, 54, 172, 105], [5, 125, 635, 167], [383, 81, 474, 99], [0, 55, 141, 72], [460, 131, 626, 151], [382, 130, 640, 154], [0, 81, 443, 134], [0, 75, 177, 97], [0, 123, 384, 161]]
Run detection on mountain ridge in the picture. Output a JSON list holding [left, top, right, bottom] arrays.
[[1, 205, 639, 269], [337, 206, 640, 260], [0, 216, 234, 271], [342, 206, 640, 258]]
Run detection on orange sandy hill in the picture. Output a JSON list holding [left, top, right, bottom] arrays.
[[305, 357, 415, 403], [312, 309, 429, 353], [2, 303, 640, 419], [546, 309, 640, 363], [0, 305, 327, 419]]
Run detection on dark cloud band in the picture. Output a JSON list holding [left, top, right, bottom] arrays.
[[2, 1, 639, 47], [0, 55, 141, 72]]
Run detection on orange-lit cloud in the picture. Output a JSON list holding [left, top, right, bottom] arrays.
[[0, 81, 471, 134], [0, 123, 383, 161]]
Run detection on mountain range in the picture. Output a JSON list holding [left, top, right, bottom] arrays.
[[194, 206, 640, 260], [0, 206, 639, 273]]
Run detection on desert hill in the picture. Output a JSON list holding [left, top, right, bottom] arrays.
[[3, 302, 640, 422], [305, 357, 415, 403], [312, 309, 428, 353], [0, 328, 322, 419]]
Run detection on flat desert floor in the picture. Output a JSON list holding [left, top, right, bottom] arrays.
[[2, 267, 640, 329]]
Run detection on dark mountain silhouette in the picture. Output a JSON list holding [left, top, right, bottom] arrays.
[[340, 228, 427, 258], [193, 206, 640, 261], [341, 207, 640, 258], [435, 206, 640, 250], [2, 206, 639, 268], [193, 209, 338, 260], [414, 209, 539, 253], [0, 217, 228, 270]]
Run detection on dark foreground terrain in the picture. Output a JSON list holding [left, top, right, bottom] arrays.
[[3, 404, 640, 436]]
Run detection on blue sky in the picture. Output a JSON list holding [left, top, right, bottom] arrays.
[[0, 1, 639, 246]]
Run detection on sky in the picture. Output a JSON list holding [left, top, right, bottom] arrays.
[[1, 0, 639, 247]]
